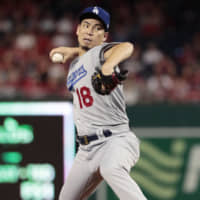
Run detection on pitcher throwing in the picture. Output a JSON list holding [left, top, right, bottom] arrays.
[[50, 6, 147, 200]]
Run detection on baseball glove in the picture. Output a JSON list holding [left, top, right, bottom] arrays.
[[91, 67, 128, 95]]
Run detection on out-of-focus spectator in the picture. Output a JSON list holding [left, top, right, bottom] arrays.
[[135, 0, 165, 38], [0, 0, 199, 104], [38, 12, 56, 33], [123, 44, 143, 77], [141, 42, 164, 77], [168, 77, 190, 103], [56, 14, 74, 34], [142, 42, 163, 66], [15, 30, 36, 50]]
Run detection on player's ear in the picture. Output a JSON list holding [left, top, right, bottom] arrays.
[[76, 24, 80, 36], [103, 32, 108, 42]]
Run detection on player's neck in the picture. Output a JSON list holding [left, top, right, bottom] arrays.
[[78, 46, 90, 56], [78, 47, 87, 56]]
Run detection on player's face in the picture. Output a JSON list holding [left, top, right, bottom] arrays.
[[76, 18, 108, 50]]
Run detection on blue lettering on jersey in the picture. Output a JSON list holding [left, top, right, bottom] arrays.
[[67, 65, 87, 91]]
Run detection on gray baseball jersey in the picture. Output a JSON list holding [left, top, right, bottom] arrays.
[[60, 42, 147, 200], [67, 42, 130, 136]]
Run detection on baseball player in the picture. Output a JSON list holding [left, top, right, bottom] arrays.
[[50, 6, 147, 200]]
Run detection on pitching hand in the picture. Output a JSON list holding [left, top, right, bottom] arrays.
[[49, 47, 80, 63]]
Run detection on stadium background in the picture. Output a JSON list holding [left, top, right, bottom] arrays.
[[0, 0, 199, 199]]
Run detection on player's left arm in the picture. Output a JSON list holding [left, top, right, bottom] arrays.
[[102, 42, 134, 75]]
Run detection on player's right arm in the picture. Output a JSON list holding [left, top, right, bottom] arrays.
[[49, 47, 81, 63], [102, 42, 134, 75]]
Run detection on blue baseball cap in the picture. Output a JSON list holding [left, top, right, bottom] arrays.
[[79, 6, 110, 31]]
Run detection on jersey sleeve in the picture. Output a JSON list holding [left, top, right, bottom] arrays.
[[99, 42, 120, 65]]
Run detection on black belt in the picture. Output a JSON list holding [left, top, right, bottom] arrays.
[[77, 130, 112, 145]]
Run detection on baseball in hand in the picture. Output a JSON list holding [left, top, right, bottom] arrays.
[[52, 53, 64, 63]]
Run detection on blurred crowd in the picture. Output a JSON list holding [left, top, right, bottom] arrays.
[[0, 0, 200, 104]]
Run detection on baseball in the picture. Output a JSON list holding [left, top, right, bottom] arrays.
[[52, 53, 64, 63]]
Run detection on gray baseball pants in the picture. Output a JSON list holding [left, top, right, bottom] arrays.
[[59, 132, 147, 200]]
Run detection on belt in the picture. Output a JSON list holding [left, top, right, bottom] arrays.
[[77, 130, 112, 145]]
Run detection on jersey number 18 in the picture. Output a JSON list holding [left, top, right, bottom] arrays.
[[76, 87, 94, 108]]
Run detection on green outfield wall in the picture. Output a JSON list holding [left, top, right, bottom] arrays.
[[91, 104, 200, 200]]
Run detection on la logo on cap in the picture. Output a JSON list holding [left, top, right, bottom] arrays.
[[92, 7, 99, 15]]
